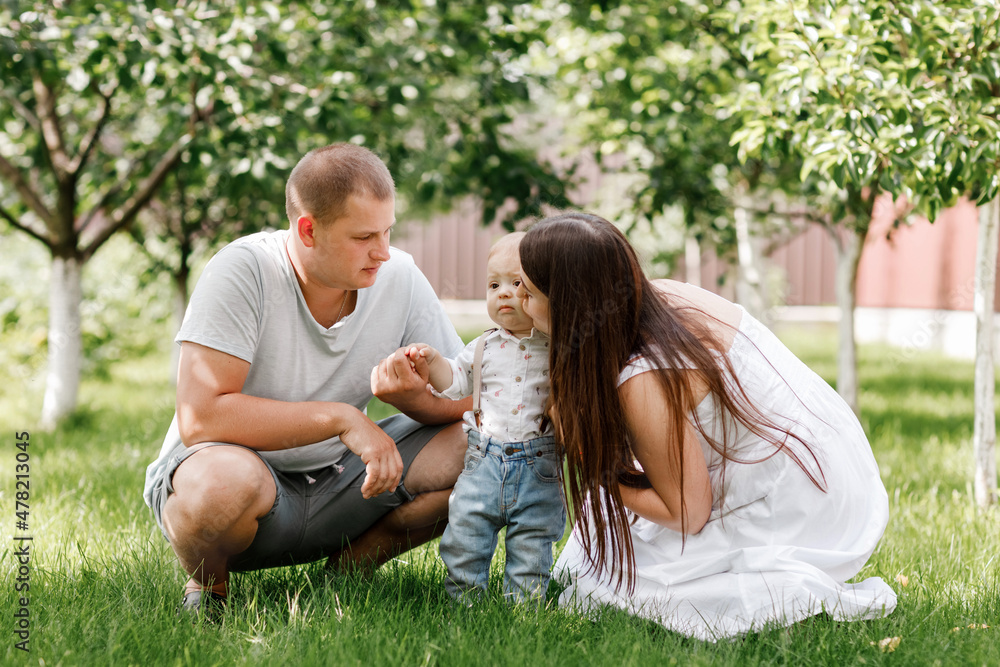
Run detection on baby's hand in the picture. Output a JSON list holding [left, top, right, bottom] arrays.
[[403, 344, 435, 384], [403, 343, 452, 393], [404, 343, 438, 365]]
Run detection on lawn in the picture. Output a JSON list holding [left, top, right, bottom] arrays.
[[1, 326, 998, 666]]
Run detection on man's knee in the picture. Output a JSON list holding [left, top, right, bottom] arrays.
[[164, 446, 276, 540]]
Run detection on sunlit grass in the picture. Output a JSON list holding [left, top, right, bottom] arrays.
[[2, 326, 999, 665]]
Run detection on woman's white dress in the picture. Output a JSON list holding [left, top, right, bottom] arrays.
[[554, 306, 897, 640]]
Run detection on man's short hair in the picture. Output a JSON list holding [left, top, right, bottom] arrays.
[[285, 143, 396, 227]]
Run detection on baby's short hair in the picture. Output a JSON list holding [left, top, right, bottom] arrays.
[[488, 231, 526, 261]]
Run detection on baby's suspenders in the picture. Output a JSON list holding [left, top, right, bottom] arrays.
[[471, 328, 498, 429]]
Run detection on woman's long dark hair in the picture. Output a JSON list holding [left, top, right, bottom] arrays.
[[519, 212, 825, 593]]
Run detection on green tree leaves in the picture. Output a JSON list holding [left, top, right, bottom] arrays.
[[0, 0, 572, 424], [552, 0, 751, 245], [730, 0, 1000, 224]]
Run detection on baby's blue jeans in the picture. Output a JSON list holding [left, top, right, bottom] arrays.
[[440, 430, 566, 603]]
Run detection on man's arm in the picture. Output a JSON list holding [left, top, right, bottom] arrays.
[[371, 348, 471, 424], [176, 341, 403, 498]]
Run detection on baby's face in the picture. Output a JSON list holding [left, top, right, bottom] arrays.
[[486, 244, 533, 337]]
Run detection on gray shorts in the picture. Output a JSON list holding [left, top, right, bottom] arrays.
[[148, 414, 448, 571]]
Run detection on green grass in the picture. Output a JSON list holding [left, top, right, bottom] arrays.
[[2, 327, 999, 665]]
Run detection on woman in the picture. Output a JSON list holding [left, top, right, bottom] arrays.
[[516, 212, 896, 640]]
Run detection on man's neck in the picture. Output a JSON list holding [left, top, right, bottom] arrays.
[[284, 233, 353, 327]]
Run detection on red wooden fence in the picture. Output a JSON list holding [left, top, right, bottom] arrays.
[[393, 196, 993, 311]]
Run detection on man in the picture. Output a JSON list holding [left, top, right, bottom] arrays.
[[143, 143, 468, 616]]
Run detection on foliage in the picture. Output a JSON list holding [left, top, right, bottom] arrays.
[[1, 1, 575, 248], [0, 0, 575, 423], [546, 0, 806, 274], [132, 0, 580, 296], [0, 0, 294, 424], [730, 0, 899, 228], [729, 0, 1000, 225], [294, 0, 573, 226], [0, 0, 577, 285], [888, 0, 1000, 217], [725, 0, 1000, 416], [549, 1, 730, 242], [0, 229, 48, 384], [0, 0, 226, 255]]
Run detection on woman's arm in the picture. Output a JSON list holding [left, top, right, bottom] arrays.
[[618, 371, 713, 534]]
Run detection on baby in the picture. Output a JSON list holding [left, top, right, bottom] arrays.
[[405, 232, 565, 603]]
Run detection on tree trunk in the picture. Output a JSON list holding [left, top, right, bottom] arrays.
[[973, 196, 999, 509], [833, 226, 865, 418], [40, 253, 83, 430], [734, 204, 766, 321]]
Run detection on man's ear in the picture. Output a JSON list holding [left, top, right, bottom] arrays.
[[296, 215, 317, 248]]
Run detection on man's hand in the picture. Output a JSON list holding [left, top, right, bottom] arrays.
[[371, 347, 433, 406], [371, 347, 471, 425], [338, 407, 403, 499]]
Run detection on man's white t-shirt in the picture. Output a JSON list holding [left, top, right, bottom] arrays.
[[142, 229, 463, 507]]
